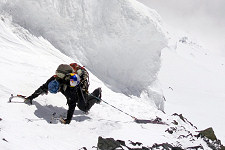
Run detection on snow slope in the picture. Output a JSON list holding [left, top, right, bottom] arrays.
[[0, 14, 219, 150], [0, 0, 225, 149], [0, 0, 168, 96], [0, 15, 159, 149], [158, 35, 225, 144], [136, 0, 225, 144]]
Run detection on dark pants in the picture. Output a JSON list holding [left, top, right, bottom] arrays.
[[77, 88, 101, 112], [61, 86, 101, 121]]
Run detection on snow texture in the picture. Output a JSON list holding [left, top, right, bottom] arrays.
[[0, 0, 225, 149], [0, 16, 205, 150], [0, 0, 168, 96]]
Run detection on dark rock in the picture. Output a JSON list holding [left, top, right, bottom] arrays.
[[117, 140, 126, 146], [172, 113, 186, 122], [221, 145, 225, 150], [135, 117, 167, 125], [197, 127, 225, 150], [172, 120, 178, 125], [187, 145, 204, 149], [165, 127, 177, 134], [151, 143, 183, 150], [198, 127, 217, 141], [2, 138, 8, 142], [97, 136, 121, 150], [129, 140, 142, 146], [172, 113, 197, 129], [96, 136, 216, 150], [97, 137, 149, 150], [79, 147, 87, 150]]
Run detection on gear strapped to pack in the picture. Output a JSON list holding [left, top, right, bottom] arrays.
[[70, 63, 89, 80], [69, 73, 80, 87], [70, 63, 89, 92]]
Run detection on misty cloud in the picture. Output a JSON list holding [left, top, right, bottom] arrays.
[[138, 0, 225, 55]]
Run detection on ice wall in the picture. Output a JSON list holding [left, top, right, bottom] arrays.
[[0, 0, 167, 96]]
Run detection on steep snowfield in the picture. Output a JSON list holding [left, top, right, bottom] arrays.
[[0, 0, 168, 96], [159, 35, 225, 144], [0, 16, 160, 149], [0, 12, 223, 150], [0, 0, 225, 149], [138, 0, 225, 144], [0, 16, 214, 150]]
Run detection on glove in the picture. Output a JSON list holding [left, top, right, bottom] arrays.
[[60, 118, 71, 124], [24, 97, 33, 105]]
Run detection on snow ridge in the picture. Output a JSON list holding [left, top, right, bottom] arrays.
[[0, 0, 168, 96]]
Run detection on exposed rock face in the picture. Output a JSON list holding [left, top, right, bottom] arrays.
[[197, 127, 225, 150], [198, 127, 217, 141], [96, 114, 225, 150]]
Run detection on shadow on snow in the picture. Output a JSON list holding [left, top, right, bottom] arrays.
[[32, 101, 91, 124]]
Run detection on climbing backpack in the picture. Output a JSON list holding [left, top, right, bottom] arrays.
[[69, 73, 81, 87], [55, 64, 74, 79]]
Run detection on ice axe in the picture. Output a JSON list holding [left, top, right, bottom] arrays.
[[9, 94, 32, 104]]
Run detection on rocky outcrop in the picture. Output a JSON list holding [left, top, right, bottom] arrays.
[[197, 128, 225, 150], [95, 114, 224, 150]]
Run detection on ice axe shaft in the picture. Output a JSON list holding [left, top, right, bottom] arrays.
[[9, 94, 26, 103]]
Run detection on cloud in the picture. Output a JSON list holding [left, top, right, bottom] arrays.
[[138, 0, 225, 55]]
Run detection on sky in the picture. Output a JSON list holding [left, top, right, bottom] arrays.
[[138, 0, 225, 56]]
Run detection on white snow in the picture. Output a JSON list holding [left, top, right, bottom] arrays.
[[137, 0, 225, 144], [0, 0, 168, 96], [158, 35, 225, 144], [0, 15, 166, 150], [0, 0, 225, 149]]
